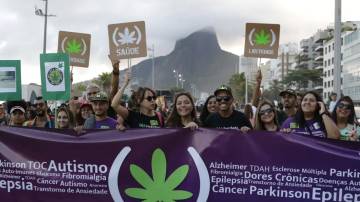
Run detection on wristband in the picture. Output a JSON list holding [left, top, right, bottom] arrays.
[[320, 112, 327, 117]]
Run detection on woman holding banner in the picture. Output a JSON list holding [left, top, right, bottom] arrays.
[[281, 91, 340, 139], [111, 69, 164, 128], [331, 96, 359, 141], [199, 95, 218, 125], [56, 107, 74, 129], [254, 100, 279, 131], [166, 92, 199, 130]]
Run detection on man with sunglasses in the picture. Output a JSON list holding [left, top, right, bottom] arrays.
[[24, 97, 54, 128], [84, 92, 118, 129], [204, 85, 252, 132]]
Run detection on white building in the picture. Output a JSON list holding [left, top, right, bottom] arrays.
[[322, 21, 360, 102], [260, 60, 272, 90], [22, 83, 41, 103], [239, 55, 258, 83], [343, 26, 360, 104], [272, 43, 298, 82]]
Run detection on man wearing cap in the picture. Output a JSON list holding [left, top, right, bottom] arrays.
[[204, 85, 252, 132], [7, 100, 27, 126], [278, 89, 297, 124], [24, 97, 54, 128], [84, 92, 118, 129]]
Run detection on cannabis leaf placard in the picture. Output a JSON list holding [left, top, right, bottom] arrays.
[[125, 148, 193, 201], [118, 27, 137, 45], [254, 29, 271, 45], [66, 39, 82, 54]]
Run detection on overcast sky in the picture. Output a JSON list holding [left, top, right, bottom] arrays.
[[1, 0, 360, 84]]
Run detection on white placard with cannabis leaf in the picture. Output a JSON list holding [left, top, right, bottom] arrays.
[[40, 53, 70, 101]]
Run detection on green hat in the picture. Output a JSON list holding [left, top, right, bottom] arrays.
[[89, 91, 108, 102], [214, 85, 233, 97]]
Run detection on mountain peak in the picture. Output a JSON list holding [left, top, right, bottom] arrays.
[[174, 26, 220, 52]]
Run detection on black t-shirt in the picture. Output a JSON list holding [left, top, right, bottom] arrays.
[[204, 110, 253, 129], [126, 110, 163, 128], [276, 110, 288, 126]]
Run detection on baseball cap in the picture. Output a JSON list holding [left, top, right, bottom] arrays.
[[279, 89, 296, 97], [89, 92, 108, 102], [214, 85, 233, 97], [10, 106, 25, 114]]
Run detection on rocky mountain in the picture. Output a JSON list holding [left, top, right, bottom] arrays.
[[128, 27, 239, 95]]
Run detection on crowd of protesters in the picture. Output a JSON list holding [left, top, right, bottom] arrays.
[[0, 60, 359, 142]]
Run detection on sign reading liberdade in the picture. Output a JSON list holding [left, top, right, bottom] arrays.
[[108, 21, 147, 59], [244, 23, 280, 59], [58, 31, 91, 67]]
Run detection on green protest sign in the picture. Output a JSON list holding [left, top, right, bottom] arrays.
[[0, 60, 22, 101], [40, 53, 70, 101]]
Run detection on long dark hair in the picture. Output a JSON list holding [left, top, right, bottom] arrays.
[[294, 91, 327, 130], [166, 92, 197, 127], [130, 87, 156, 111], [331, 96, 357, 125], [200, 95, 216, 124]]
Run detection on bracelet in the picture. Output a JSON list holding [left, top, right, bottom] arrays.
[[112, 70, 119, 75], [320, 112, 328, 117]]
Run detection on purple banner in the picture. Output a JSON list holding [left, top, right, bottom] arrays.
[[0, 127, 360, 202]]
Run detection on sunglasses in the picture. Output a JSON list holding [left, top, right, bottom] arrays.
[[216, 96, 231, 102], [87, 91, 98, 97], [145, 96, 157, 102], [337, 103, 352, 110], [259, 108, 274, 116]]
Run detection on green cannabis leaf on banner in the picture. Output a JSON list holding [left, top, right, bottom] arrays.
[[65, 39, 82, 54], [48, 69, 62, 84], [254, 29, 271, 45], [125, 148, 193, 202]]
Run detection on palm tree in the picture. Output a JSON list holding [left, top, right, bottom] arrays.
[[93, 72, 112, 93]]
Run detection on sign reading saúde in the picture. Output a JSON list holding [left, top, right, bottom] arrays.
[[108, 21, 147, 59], [58, 31, 91, 67], [40, 53, 70, 100], [244, 23, 280, 59], [0, 60, 21, 101]]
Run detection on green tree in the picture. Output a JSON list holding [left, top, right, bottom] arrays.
[[72, 83, 87, 97], [282, 69, 323, 90], [228, 73, 253, 104], [262, 79, 284, 103], [93, 72, 112, 93]]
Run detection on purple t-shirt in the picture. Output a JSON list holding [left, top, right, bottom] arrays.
[[281, 117, 326, 138], [95, 117, 117, 129]]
